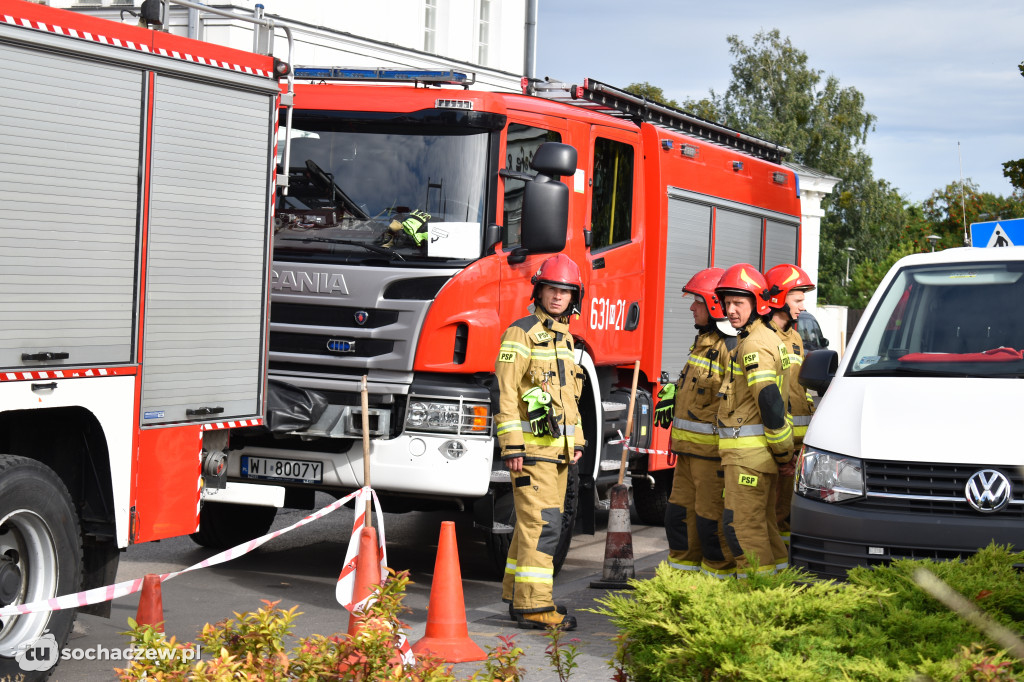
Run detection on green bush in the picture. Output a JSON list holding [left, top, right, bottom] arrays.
[[593, 544, 1024, 681]]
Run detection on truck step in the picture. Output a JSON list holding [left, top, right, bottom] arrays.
[[602, 401, 628, 417]]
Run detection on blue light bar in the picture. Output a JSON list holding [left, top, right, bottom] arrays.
[[292, 67, 472, 86]]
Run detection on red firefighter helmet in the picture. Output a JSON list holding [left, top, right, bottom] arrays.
[[531, 253, 584, 314], [764, 264, 816, 309], [715, 263, 771, 316], [682, 267, 726, 320]]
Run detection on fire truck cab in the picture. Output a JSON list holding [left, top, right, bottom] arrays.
[[213, 71, 804, 576]]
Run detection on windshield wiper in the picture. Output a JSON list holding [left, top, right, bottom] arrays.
[[281, 236, 405, 261]]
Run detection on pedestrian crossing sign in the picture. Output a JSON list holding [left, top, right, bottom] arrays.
[[970, 218, 1024, 248]]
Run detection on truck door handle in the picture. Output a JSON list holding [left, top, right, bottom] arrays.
[[22, 351, 70, 362], [31, 382, 58, 391], [186, 406, 225, 417]]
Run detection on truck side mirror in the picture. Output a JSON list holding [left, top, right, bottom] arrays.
[[520, 142, 577, 254], [799, 349, 838, 394]]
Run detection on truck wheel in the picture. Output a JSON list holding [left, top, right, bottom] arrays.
[[485, 464, 580, 580], [190, 502, 277, 549], [632, 469, 673, 526], [0, 455, 83, 682]]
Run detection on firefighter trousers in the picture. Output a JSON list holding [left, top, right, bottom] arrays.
[[664, 454, 734, 577], [776, 468, 796, 542], [722, 464, 789, 576], [501, 459, 567, 613]]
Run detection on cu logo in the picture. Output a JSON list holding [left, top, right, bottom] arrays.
[[964, 469, 1012, 513]]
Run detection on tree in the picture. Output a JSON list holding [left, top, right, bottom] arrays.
[[623, 81, 678, 108], [679, 29, 906, 306], [1002, 62, 1024, 195]]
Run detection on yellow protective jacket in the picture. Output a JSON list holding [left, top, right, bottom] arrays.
[[495, 308, 585, 464], [778, 323, 815, 445], [669, 326, 736, 459], [717, 317, 794, 472]]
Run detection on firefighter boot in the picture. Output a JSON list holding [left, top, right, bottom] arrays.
[[514, 608, 577, 631]]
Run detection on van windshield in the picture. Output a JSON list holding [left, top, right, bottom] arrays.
[[848, 260, 1024, 377]]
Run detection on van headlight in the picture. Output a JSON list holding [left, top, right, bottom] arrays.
[[405, 399, 491, 435], [795, 446, 865, 503]]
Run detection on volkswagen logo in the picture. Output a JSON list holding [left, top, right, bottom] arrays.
[[964, 469, 1012, 513]]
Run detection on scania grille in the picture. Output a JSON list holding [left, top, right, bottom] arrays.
[[271, 302, 399, 329], [270, 331, 394, 358], [853, 460, 1024, 518]]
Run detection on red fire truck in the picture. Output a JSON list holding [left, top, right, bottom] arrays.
[[212, 70, 803, 576], [0, 0, 289, 675]]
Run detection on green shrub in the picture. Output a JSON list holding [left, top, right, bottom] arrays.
[[593, 545, 1024, 681]]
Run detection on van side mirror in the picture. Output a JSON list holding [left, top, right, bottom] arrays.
[[799, 349, 838, 394], [520, 142, 577, 254]]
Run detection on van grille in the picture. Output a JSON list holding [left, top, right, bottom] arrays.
[[853, 460, 1024, 518]]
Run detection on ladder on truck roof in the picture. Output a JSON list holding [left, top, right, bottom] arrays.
[[530, 77, 790, 164]]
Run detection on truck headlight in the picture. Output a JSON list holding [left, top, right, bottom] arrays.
[[795, 445, 865, 503], [405, 399, 491, 435]]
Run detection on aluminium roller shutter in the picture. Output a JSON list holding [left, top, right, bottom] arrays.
[[0, 42, 141, 369], [662, 191, 712, 378], [140, 75, 273, 424]]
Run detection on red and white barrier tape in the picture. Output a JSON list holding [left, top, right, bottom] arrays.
[[0, 486, 414, 664], [335, 487, 414, 665], [608, 430, 671, 456]]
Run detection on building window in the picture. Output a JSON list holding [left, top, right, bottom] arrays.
[[590, 137, 634, 251], [424, 0, 437, 53], [477, 0, 490, 65]]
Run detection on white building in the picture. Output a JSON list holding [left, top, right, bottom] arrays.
[[49, 0, 530, 91]]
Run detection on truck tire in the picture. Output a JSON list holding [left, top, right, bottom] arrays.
[[485, 463, 580, 581], [190, 502, 277, 549], [632, 469, 673, 526], [0, 455, 83, 682]]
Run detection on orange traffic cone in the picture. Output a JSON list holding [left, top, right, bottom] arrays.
[[136, 573, 165, 632], [411, 521, 486, 662], [589, 483, 636, 589], [347, 526, 382, 636]]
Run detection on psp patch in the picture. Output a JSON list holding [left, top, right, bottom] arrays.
[[778, 344, 791, 371], [498, 351, 516, 363], [743, 352, 759, 368], [534, 330, 553, 343], [738, 474, 759, 487]]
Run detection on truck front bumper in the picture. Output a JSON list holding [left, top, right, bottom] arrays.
[[228, 432, 493, 498]]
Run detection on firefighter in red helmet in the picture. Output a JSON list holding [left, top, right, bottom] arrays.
[[654, 267, 737, 578], [494, 253, 585, 630], [763, 263, 817, 546], [714, 263, 793, 576]]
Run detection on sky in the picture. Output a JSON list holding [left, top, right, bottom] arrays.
[[536, 0, 1024, 205]]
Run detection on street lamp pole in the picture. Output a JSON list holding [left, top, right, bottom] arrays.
[[926, 234, 940, 252], [844, 247, 856, 286]]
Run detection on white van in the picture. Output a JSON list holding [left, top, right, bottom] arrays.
[[791, 246, 1024, 579]]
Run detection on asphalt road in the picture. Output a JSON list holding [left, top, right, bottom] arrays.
[[49, 495, 669, 681]]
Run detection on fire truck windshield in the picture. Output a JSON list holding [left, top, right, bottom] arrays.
[[275, 125, 489, 264]]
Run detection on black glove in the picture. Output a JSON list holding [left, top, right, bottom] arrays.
[[528, 406, 553, 437]]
